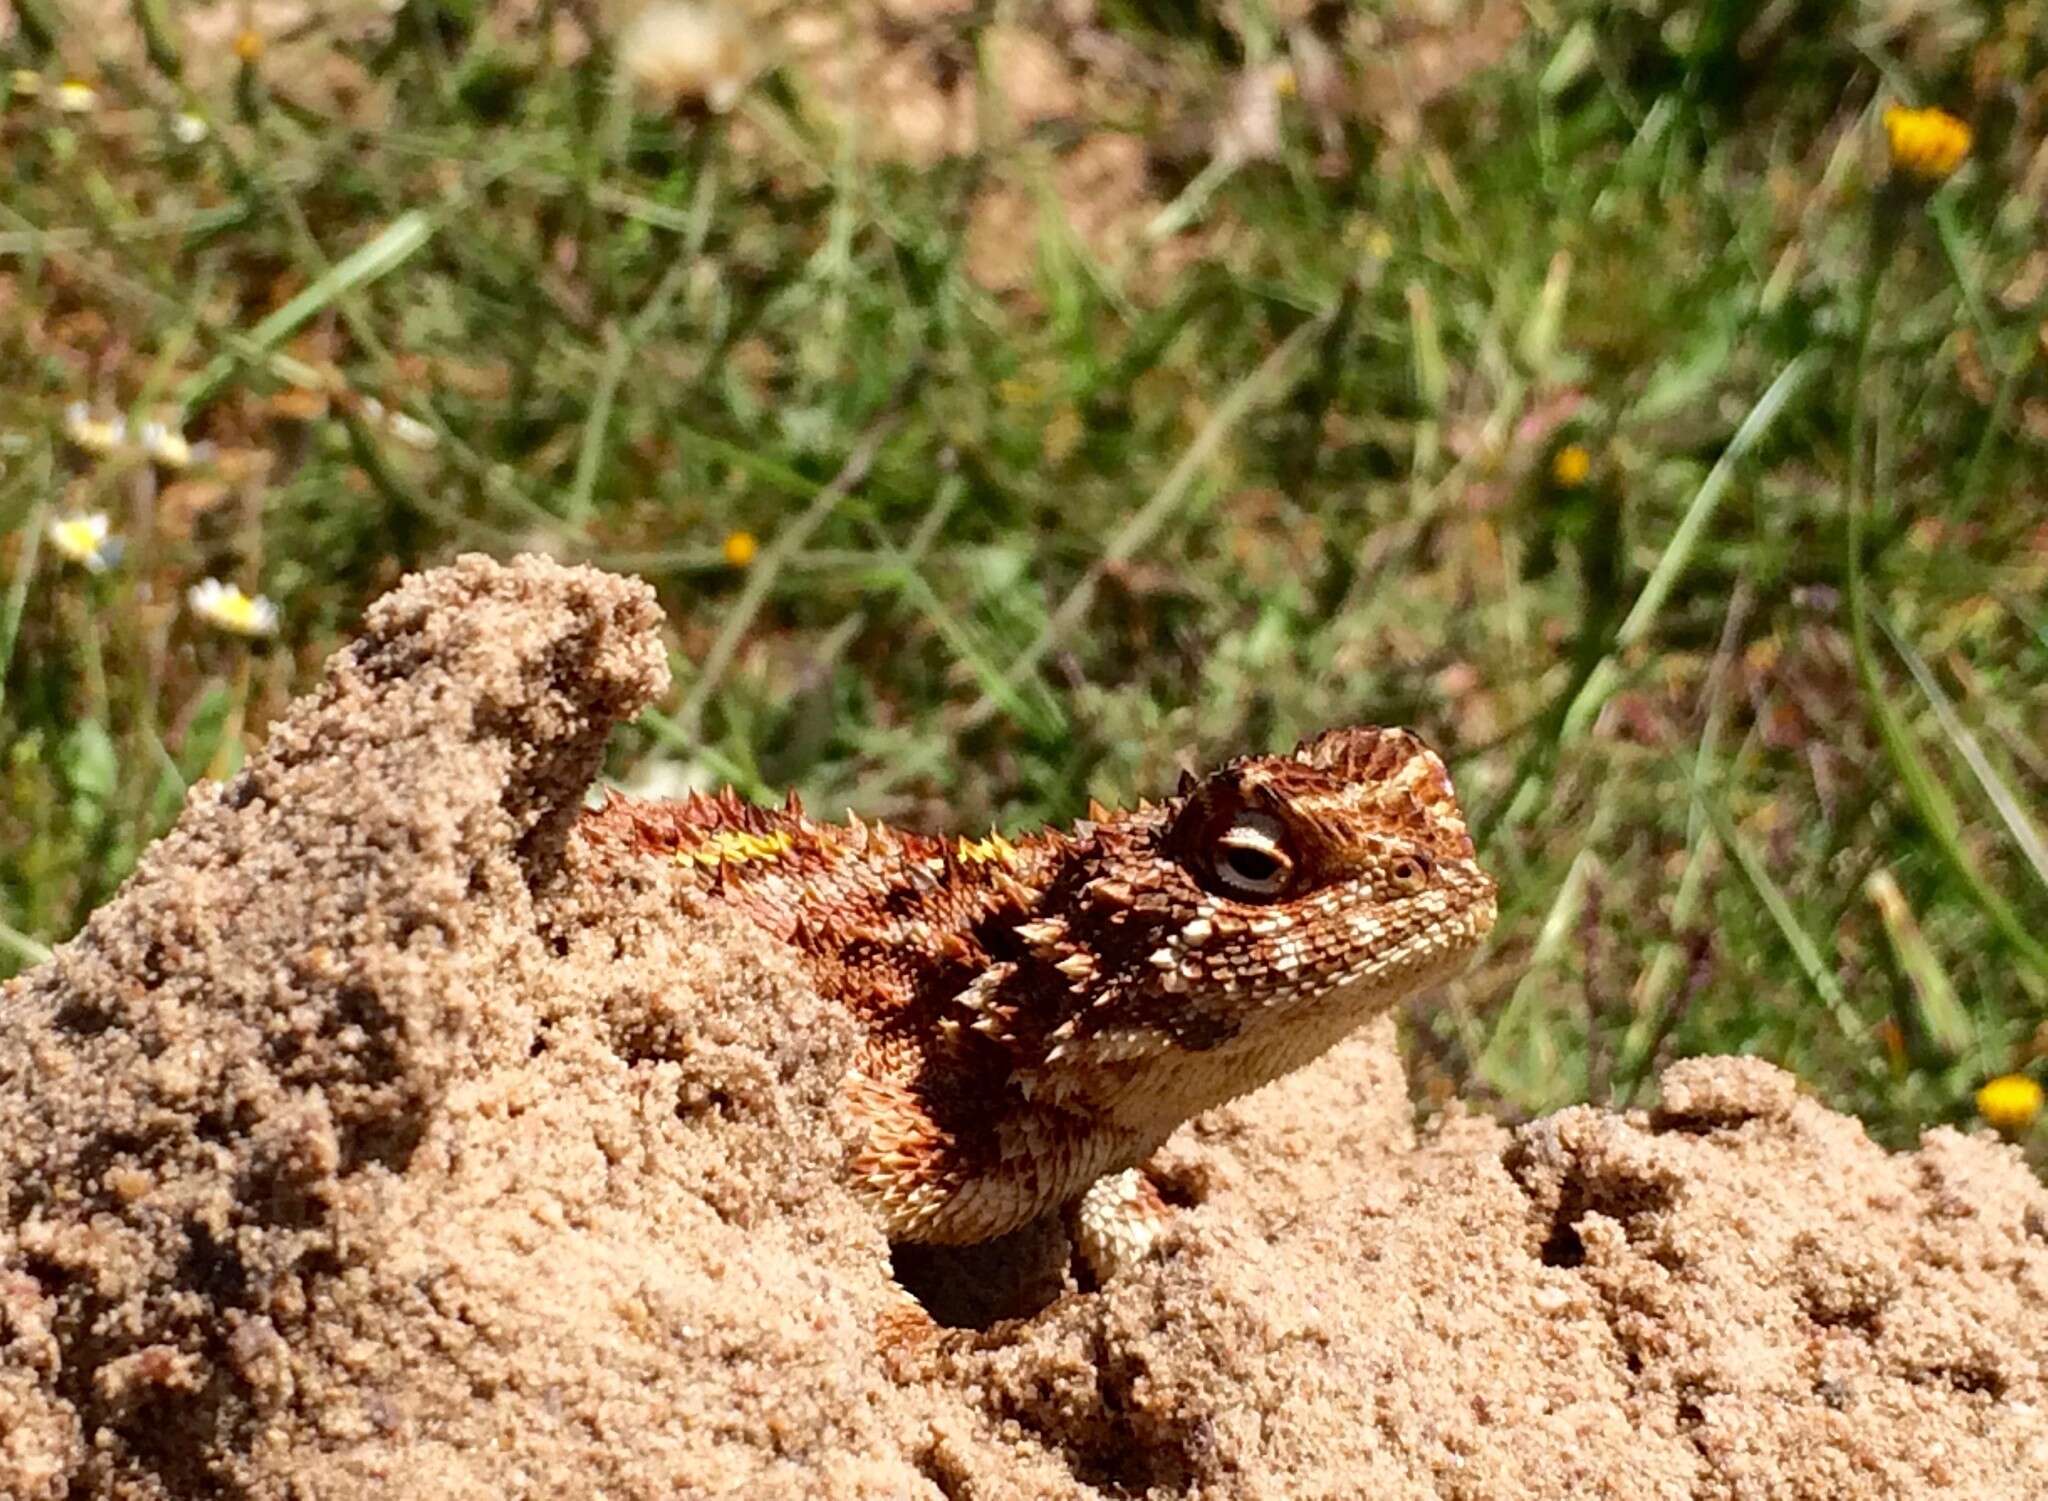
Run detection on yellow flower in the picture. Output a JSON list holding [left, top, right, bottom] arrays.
[[722, 530, 758, 567], [233, 29, 265, 63], [47, 512, 119, 573], [1550, 443, 1592, 488], [1976, 1074, 2043, 1135], [1883, 105, 1971, 183], [53, 79, 97, 114], [188, 578, 279, 637]]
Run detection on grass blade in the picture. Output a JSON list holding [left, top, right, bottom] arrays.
[[1876, 608, 2048, 900], [1849, 590, 2048, 978], [1562, 348, 1820, 741], [177, 210, 435, 411], [671, 411, 901, 745], [963, 306, 1333, 731], [564, 324, 632, 526], [1479, 840, 1598, 1109], [1864, 868, 1974, 1059], [0, 472, 48, 726], [1693, 782, 1858, 1039]]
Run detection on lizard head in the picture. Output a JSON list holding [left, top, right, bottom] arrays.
[[1014, 726, 1496, 1125]]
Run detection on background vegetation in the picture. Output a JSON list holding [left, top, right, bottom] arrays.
[[4, 0, 2045, 1158]]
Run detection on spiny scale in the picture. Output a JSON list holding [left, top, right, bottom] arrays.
[[577, 727, 1497, 1268]]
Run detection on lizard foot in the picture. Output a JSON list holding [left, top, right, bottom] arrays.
[[1070, 1166, 1175, 1284]]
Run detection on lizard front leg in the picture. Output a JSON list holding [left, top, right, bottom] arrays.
[[1069, 1164, 1174, 1283]]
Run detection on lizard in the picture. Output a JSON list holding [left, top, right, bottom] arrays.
[[578, 725, 1497, 1281]]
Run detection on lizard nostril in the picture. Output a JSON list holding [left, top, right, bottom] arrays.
[[1389, 853, 1432, 892]]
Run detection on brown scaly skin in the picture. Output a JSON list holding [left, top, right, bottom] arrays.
[[579, 726, 1496, 1267]]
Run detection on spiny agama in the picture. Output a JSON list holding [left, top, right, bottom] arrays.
[[580, 726, 1497, 1277]]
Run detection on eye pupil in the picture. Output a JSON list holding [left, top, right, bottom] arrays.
[[1227, 847, 1281, 884], [1195, 809, 1296, 900]]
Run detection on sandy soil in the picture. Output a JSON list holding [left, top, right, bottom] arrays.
[[3, 556, 2045, 1500]]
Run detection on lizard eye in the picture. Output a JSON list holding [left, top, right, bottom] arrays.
[[1206, 811, 1297, 901]]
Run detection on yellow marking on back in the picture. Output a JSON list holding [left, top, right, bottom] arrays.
[[677, 829, 795, 868], [956, 832, 1018, 867]]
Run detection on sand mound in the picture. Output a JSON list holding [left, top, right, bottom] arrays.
[[3, 556, 2044, 1500]]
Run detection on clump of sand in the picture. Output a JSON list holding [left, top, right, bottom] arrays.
[[3, 556, 2044, 1499]]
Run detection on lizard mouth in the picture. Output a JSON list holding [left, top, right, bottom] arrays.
[[1328, 880, 1496, 1000], [1219, 864, 1499, 1037], [1040, 866, 1499, 1115]]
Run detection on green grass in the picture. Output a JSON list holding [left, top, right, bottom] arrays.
[[3, 2, 2044, 1158]]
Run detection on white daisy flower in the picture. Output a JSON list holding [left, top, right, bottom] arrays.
[[63, 402, 128, 457], [53, 80, 98, 114], [187, 578, 279, 637], [171, 112, 209, 145], [619, 2, 755, 114], [139, 420, 196, 469], [47, 512, 120, 573]]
